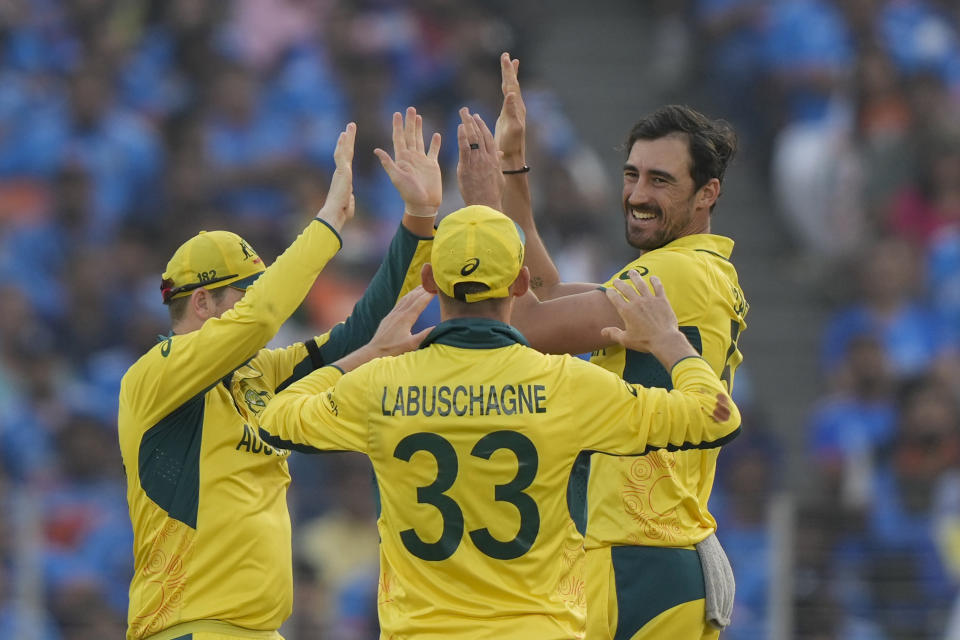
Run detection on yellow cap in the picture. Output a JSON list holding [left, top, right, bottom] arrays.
[[431, 205, 525, 303], [160, 230, 266, 304]]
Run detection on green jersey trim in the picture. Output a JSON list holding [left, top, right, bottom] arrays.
[[314, 218, 343, 249], [694, 247, 732, 262], [623, 325, 703, 389], [567, 451, 591, 535], [138, 391, 206, 528], [420, 318, 530, 349], [275, 341, 320, 394], [612, 545, 705, 638], [258, 426, 334, 455]]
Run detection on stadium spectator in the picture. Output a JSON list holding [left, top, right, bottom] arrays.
[[887, 135, 960, 247], [862, 378, 960, 637], [821, 236, 947, 379], [295, 454, 380, 637], [807, 332, 897, 508]]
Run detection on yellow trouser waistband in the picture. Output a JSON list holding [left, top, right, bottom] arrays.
[[141, 620, 281, 640]]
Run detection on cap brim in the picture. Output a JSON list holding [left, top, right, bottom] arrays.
[[228, 271, 264, 291]]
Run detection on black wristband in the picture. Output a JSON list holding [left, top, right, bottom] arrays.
[[502, 165, 530, 174]]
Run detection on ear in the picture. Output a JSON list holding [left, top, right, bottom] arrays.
[[697, 177, 721, 210], [190, 288, 214, 320], [421, 263, 440, 294], [509, 266, 530, 298]]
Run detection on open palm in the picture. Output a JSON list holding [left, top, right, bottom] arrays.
[[374, 107, 442, 217]]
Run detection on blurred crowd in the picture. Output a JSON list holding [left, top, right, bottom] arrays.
[[662, 1, 960, 638], [3, 0, 960, 639]]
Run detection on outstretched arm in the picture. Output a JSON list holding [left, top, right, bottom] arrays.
[[509, 287, 616, 355], [494, 52, 563, 297], [304, 108, 439, 364], [496, 53, 598, 299], [577, 269, 739, 454], [138, 124, 357, 420], [255, 111, 440, 390], [258, 287, 434, 454], [331, 286, 435, 372]]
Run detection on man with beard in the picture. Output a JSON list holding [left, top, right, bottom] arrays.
[[457, 54, 749, 640]]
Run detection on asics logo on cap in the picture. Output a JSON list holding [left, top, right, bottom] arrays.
[[460, 258, 480, 276]]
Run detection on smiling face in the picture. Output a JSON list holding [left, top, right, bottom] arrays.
[[622, 133, 718, 251]]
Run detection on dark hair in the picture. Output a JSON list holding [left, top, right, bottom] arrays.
[[167, 285, 230, 323], [626, 105, 738, 198], [437, 282, 508, 314], [452, 281, 490, 302]]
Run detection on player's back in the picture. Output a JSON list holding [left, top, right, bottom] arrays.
[[362, 318, 661, 639], [258, 312, 739, 639]]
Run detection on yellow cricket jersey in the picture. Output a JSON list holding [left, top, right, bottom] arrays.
[[118, 220, 432, 640], [585, 233, 748, 550], [259, 318, 741, 640]]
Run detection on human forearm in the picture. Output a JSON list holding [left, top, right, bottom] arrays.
[[501, 170, 562, 295], [401, 211, 437, 237], [330, 286, 434, 372], [649, 330, 700, 371], [512, 289, 617, 355], [330, 343, 388, 373]]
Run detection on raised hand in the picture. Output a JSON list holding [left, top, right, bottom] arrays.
[[317, 123, 357, 232], [457, 106, 504, 210], [330, 286, 435, 373], [367, 286, 436, 357], [374, 107, 442, 218], [495, 52, 526, 166], [601, 271, 681, 353]]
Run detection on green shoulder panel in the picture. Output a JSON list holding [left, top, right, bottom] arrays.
[[138, 392, 205, 528]]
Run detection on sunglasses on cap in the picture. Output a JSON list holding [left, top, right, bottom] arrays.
[[161, 273, 238, 304]]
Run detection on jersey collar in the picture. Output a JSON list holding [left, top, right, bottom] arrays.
[[421, 317, 530, 350], [662, 233, 734, 260]]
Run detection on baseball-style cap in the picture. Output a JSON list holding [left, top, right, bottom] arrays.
[[160, 230, 266, 304], [431, 205, 525, 303]]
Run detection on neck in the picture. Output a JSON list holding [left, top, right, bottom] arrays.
[[171, 316, 204, 335], [689, 209, 712, 235], [439, 298, 513, 324]]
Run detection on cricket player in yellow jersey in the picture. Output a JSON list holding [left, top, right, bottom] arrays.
[[464, 54, 748, 640], [118, 109, 444, 640], [259, 205, 741, 640]]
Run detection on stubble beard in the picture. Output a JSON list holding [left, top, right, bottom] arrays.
[[623, 203, 670, 252], [625, 226, 670, 251]]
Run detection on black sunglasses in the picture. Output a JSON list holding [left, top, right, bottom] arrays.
[[161, 273, 238, 304]]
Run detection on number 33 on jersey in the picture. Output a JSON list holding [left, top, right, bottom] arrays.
[[258, 319, 741, 639]]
